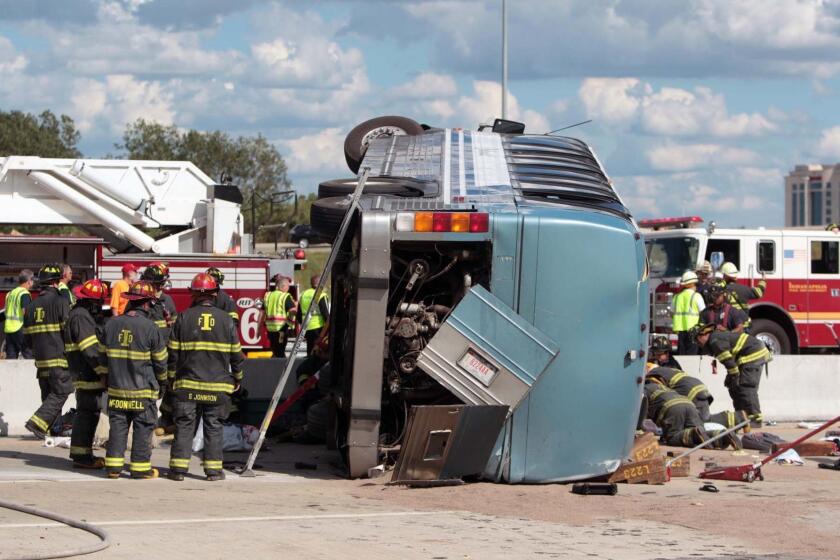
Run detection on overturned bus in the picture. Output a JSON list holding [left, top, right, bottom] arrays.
[[310, 116, 648, 483]]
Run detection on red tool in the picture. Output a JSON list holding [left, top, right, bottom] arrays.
[[269, 372, 320, 424], [700, 415, 840, 482]]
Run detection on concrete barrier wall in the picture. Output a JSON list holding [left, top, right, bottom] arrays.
[[675, 356, 840, 422]]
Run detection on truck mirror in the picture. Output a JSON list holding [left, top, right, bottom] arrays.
[[710, 251, 724, 272], [491, 119, 526, 134]]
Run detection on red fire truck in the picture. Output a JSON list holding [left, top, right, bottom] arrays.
[[642, 216, 840, 353], [0, 156, 303, 350]]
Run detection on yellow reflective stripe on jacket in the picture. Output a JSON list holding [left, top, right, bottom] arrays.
[[228, 311, 240, 321], [106, 348, 152, 360], [94, 365, 108, 375], [151, 348, 168, 361], [108, 387, 157, 399], [171, 341, 241, 352], [154, 320, 168, 328], [172, 379, 235, 394], [737, 348, 771, 366], [732, 333, 749, 355], [669, 371, 687, 385], [23, 323, 62, 335], [656, 396, 694, 422], [716, 350, 733, 362], [686, 384, 707, 402], [65, 334, 99, 353], [34, 358, 68, 368], [74, 380, 106, 391]]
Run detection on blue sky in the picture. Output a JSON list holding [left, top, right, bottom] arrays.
[[2, 0, 840, 227]]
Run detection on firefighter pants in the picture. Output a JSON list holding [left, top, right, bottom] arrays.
[[4, 329, 32, 359], [728, 363, 763, 422], [267, 329, 289, 359], [105, 399, 157, 475], [710, 410, 741, 430], [70, 389, 104, 461], [660, 403, 708, 447], [28, 368, 73, 435], [170, 394, 231, 476], [305, 328, 322, 357], [158, 387, 177, 429]]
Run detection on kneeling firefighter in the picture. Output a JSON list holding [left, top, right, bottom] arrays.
[[167, 273, 244, 482], [100, 281, 168, 479], [644, 379, 708, 447], [66, 279, 110, 468]]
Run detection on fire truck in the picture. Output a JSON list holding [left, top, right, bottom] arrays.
[[0, 156, 303, 349], [642, 216, 840, 354]]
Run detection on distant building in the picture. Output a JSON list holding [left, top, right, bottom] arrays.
[[785, 164, 840, 227]]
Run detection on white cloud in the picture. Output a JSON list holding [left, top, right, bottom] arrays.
[[388, 72, 458, 99], [816, 126, 840, 158], [279, 127, 345, 175], [580, 78, 776, 137], [647, 143, 759, 171], [70, 75, 175, 133], [451, 80, 550, 132], [0, 35, 27, 73]]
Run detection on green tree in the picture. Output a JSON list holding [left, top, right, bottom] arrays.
[[117, 120, 294, 242], [0, 109, 81, 158]]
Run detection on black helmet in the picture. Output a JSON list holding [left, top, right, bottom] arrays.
[[37, 264, 63, 284], [650, 336, 671, 355], [689, 323, 716, 342], [707, 283, 725, 299], [141, 263, 169, 286], [206, 267, 224, 285]]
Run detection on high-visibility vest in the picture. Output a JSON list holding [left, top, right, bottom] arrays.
[[4, 286, 29, 333], [672, 288, 701, 332], [263, 291, 290, 333], [300, 288, 328, 331], [58, 282, 76, 306]]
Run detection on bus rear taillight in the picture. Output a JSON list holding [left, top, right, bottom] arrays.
[[395, 212, 489, 233]]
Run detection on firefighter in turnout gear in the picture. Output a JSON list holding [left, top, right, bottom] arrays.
[[206, 267, 240, 324], [700, 283, 748, 332], [168, 273, 244, 482], [142, 263, 178, 435], [671, 271, 705, 355], [646, 364, 714, 421], [649, 336, 682, 369], [643, 379, 708, 447], [693, 323, 770, 428], [262, 275, 296, 358], [299, 274, 329, 356], [66, 279, 110, 468], [100, 281, 168, 479], [23, 265, 72, 439], [720, 262, 765, 331]]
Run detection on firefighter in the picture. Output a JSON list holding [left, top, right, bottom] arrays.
[[671, 271, 705, 355], [167, 273, 244, 482], [700, 283, 748, 333], [58, 264, 76, 306], [299, 274, 329, 356], [23, 264, 72, 439], [649, 336, 682, 369], [693, 323, 771, 428], [646, 363, 713, 421], [141, 263, 179, 436], [695, 260, 714, 303], [644, 379, 708, 447], [262, 275, 296, 358], [4, 269, 34, 359], [720, 262, 765, 330], [100, 281, 168, 479], [66, 279, 109, 468], [206, 267, 240, 324], [827, 223, 839, 233]]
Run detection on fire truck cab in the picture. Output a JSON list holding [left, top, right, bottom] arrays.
[[643, 216, 840, 354]]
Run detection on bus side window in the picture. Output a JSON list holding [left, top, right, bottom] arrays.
[[706, 239, 740, 269], [757, 241, 775, 274], [811, 240, 839, 274]]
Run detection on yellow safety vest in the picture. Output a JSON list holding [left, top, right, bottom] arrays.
[[300, 288, 328, 331], [58, 282, 76, 306], [672, 288, 701, 332], [264, 291, 290, 333], [4, 286, 29, 333]]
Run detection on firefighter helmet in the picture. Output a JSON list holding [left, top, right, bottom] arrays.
[[141, 263, 169, 285], [720, 262, 739, 277], [37, 264, 63, 284], [696, 260, 712, 274], [707, 283, 725, 299], [190, 272, 219, 294], [689, 323, 716, 342], [650, 336, 671, 355], [206, 267, 225, 285], [73, 278, 109, 301], [680, 271, 699, 286], [122, 280, 156, 302]]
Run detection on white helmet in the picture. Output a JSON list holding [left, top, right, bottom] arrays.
[[720, 262, 739, 278], [680, 271, 699, 286]]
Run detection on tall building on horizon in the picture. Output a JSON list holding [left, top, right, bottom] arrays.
[[785, 164, 840, 227]]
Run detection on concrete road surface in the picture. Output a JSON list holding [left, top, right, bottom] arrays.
[[0, 425, 837, 559]]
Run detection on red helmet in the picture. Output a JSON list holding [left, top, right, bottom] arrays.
[[190, 272, 218, 294], [122, 280, 156, 302], [73, 278, 109, 301]]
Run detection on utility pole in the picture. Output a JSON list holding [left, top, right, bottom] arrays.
[[501, 0, 508, 119]]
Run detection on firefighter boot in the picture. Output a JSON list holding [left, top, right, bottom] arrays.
[[168, 471, 185, 482], [130, 468, 159, 480], [206, 471, 226, 482], [73, 456, 106, 470]]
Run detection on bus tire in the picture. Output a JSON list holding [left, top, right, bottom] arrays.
[[310, 196, 351, 240], [318, 177, 430, 199], [344, 116, 424, 173], [751, 318, 791, 355]]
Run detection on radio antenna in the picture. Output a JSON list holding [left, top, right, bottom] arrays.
[[545, 119, 593, 135]]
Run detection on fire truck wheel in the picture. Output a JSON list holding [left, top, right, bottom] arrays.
[[310, 196, 351, 240], [318, 177, 431, 199], [344, 116, 425, 174], [750, 319, 791, 355]]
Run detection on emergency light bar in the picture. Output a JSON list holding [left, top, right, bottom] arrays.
[[638, 216, 703, 230], [395, 211, 489, 233]]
